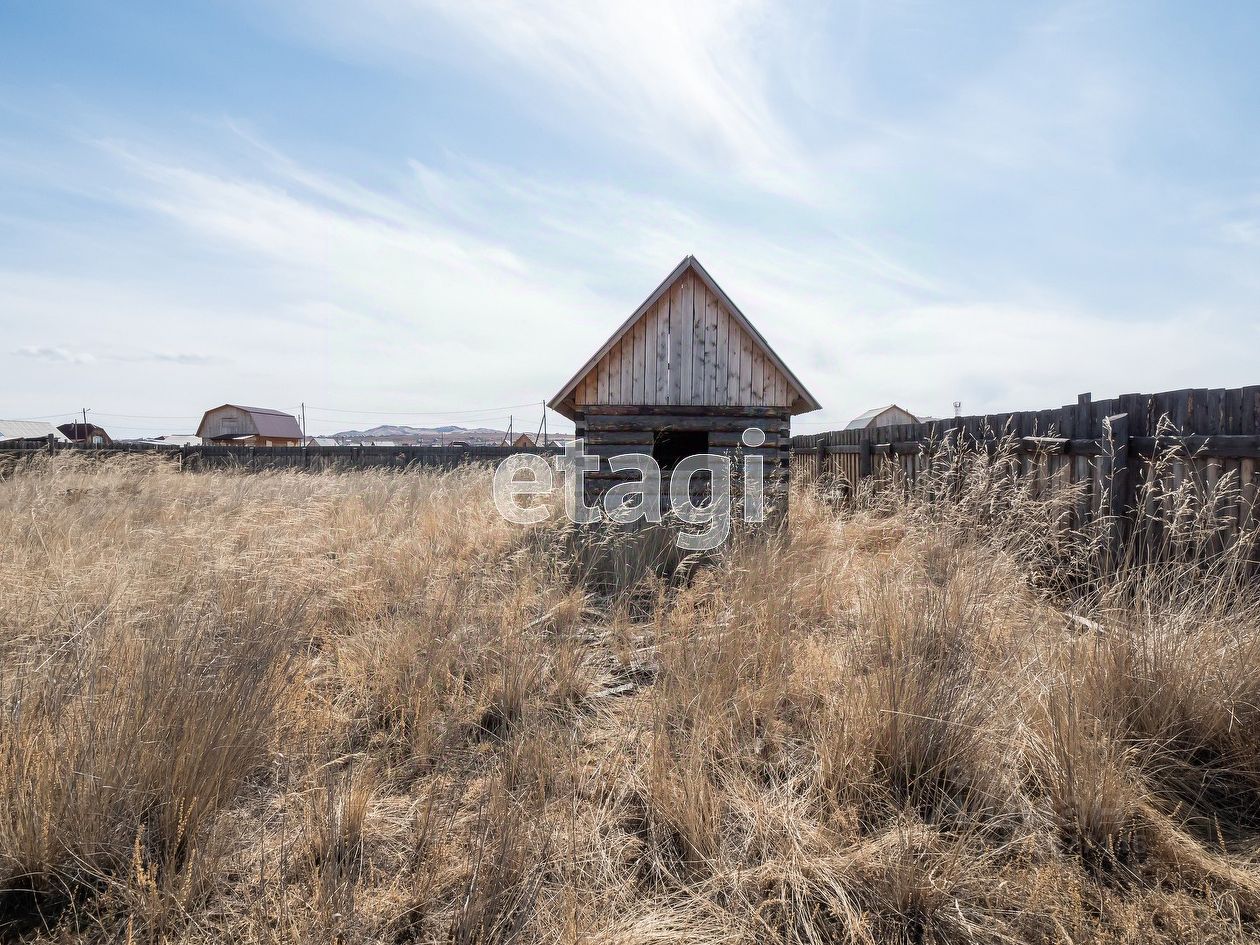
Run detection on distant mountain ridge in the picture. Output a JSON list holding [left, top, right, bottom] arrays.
[[321, 424, 572, 446], [324, 424, 503, 444], [328, 424, 478, 438]]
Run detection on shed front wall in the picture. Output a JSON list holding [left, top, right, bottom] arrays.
[[573, 271, 800, 411], [576, 407, 790, 515]]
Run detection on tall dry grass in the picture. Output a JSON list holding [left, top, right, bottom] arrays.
[[1, 449, 1258, 943]]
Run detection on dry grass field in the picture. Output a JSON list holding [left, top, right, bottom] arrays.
[[3, 453, 1260, 944]]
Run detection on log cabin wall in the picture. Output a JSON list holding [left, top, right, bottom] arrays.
[[574, 405, 791, 517]]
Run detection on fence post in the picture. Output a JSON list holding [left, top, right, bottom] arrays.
[[1104, 412, 1130, 560]]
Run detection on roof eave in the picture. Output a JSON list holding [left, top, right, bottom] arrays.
[[546, 395, 579, 421], [686, 256, 822, 415], [549, 256, 695, 413]]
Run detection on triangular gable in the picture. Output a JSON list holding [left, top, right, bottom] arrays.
[[549, 256, 822, 419], [844, 404, 918, 430]]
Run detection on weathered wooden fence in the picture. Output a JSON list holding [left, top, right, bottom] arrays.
[[10, 386, 1260, 552], [0, 441, 559, 472], [791, 386, 1260, 550]]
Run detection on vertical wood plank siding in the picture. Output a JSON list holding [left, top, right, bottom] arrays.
[[574, 271, 801, 410]]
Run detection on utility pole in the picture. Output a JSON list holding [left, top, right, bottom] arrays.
[[301, 402, 307, 444]]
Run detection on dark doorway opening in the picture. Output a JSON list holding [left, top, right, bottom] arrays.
[[652, 429, 709, 471]]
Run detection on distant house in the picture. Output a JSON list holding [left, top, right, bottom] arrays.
[[306, 436, 338, 448], [195, 404, 303, 446], [129, 434, 202, 447], [844, 404, 920, 431], [0, 420, 71, 445], [511, 433, 536, 448], [57, 422, 112, 446]]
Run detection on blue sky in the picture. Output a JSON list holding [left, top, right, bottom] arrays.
[[2, 1, 1258, 436]]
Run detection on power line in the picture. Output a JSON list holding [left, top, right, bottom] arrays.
[[42, 401, 553, 420], [792, 417, 856, 427], [302, 418, 514, 433], [18, 401, 557, 432], [88, 425, 200, 434], [89, 412, 202, 420]]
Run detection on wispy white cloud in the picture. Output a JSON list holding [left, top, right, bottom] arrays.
[[285, 0, 817, 196], [118, 351, 225, 365], [105, 143, 607, 345], [77, 136, 1260, 425], [1218, 195, 1260, 246], [15, 345, 96, 364], [14, 343, 222, 366]]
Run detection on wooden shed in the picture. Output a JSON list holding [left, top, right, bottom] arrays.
[[548, 255, 821, 513]]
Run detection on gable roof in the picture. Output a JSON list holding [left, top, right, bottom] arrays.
[[548, 255, 822, 419], [0, 420, 71, 443], [57, 422, 112, 442], [196, 404, 303, 439], [844, 404, 919, 431]]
